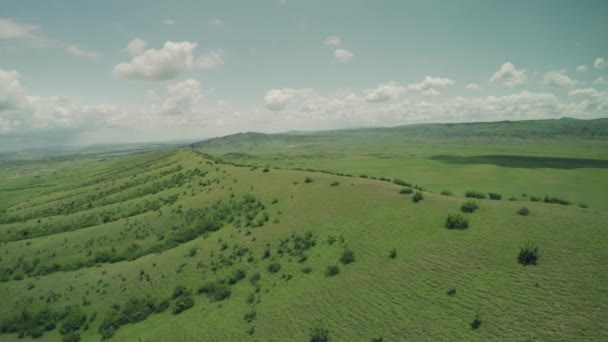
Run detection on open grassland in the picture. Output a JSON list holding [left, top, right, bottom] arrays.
[[0, 143, 607, 341], [193, 118, 608, 211]]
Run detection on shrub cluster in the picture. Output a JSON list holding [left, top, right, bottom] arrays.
[[399, 188, 413, 194], [340, 248, 355, 264], [517, 207, 530, 216], [393, 179, 411, 187], [198, 281, 232, 302], [412, 192, 424, 203], [445, 213, 469, 229], [518, 241, 539, 266], [488, 192, 502, 200], [460, 201, 479, 213], [325, 265, 340, 277], [465, 190, 486, 199]]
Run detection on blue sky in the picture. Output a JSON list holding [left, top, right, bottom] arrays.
[[0, 0, 607, 149]]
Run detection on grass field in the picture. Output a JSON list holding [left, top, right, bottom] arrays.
[[0, 119, 607, 341]]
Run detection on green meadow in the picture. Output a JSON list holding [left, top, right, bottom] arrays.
[[0, 118, 607, 341]]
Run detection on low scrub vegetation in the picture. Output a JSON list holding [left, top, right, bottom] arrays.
[[340, 248, 355, 264], [518, 241, 539, 266], [445, 213, 469, 229], [460, 201, 479, 213], [198, 281, 232, 302], [517, 207, 530, 216], [465, 190, 486, 199], [412, 192, 424, 203], [488, 192, 502, 200], [325, 265, 340, 277], [399, 187, 413, 194]]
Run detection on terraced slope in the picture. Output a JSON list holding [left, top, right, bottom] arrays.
[[0, 148, 606, 341]]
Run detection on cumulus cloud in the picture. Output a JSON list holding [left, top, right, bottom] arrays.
[[576, 64, 588, 72], [323, 36, 341, 46], [125, 38, 147, 56], [113, 41, 225, 80], [163, 19, 175, 25], [594, 57, 606, 70], [407, 76, 455, 95], [197, 50, 225, 69], [334, 49, 353, 63], [592, 76, 607, 86], [113, 41, 195, 80], [542, 70, 577, 88], [160, 79, 202, 116], [364, 82, 407, 103], [465, 83, 481, 91], [0, 68, 120, 134], [490, 62, 527, 87], [264, 88, 312, 111]]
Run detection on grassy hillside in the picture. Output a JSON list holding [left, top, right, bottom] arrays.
[[0, 147, 607, 341], [192, 118, 608, 211]]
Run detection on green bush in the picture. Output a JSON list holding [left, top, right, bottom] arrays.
[[244, 310, 257, 323], [62, 332, 81, 342], [172, 291, 194, 315], [460, 201, 479, 213], [543, 196, 571, 205], [198, 282, 232, 302], [393, 179, 411, 187], [517, 207, 530, 216], [412, 192, 424, 203], [579, 203, 588, 208], [325, 265, 340, 277], [267, 262, 281, 273], [309, 324, 330, 342], [465, 191, 486, 199], [399, 188, 413, 194], [340, 248, 355, 264], [445, 213, 469, 229], [249, 271, 261, 284], [330, 181, 340, 187], [488, 192, 502, 200], [228, 269, 247, 285], [304, 177, 314, 183], [60, 308, 86, 335], [389, 248, 397, 259], [440, 190, 453, 196], [470, 313, 481, 330], [518, 241, 539, 266], [301, 266, 312, 274], [529, 196, 541, 202]]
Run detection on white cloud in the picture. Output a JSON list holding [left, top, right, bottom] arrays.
[[163, 19, 175, 25], [576, 64, 588, 72], [490, 62, 527, 87], [592, 76, 607, 86], [264, 88, 312, 111], [113, 41, 197, 81], [334, 49, 353, 63], [65, 44, 100, 59], [408, 76, 455, 95], [323, 36, 341, 46], [125, 38, 147, 56], [0, 18, 39, 39], [594, 57, 606, 70], [465, 83, 481, 90], [0, 18, 100, 58], [0, 68, 120, 134], [568, 88, 599, 97], [160, 79, 202, 116], [113, 41, 225, 80], [197, 50, 225, 69], [364, 82, 407, 103], [211, 18, 224, 26], [542, 70, 577, 88]]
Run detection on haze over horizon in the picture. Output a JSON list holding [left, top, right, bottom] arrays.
[[1, 0, 607, 150]]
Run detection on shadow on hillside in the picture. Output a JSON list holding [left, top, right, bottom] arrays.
[[430, 154, 608, 169]]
